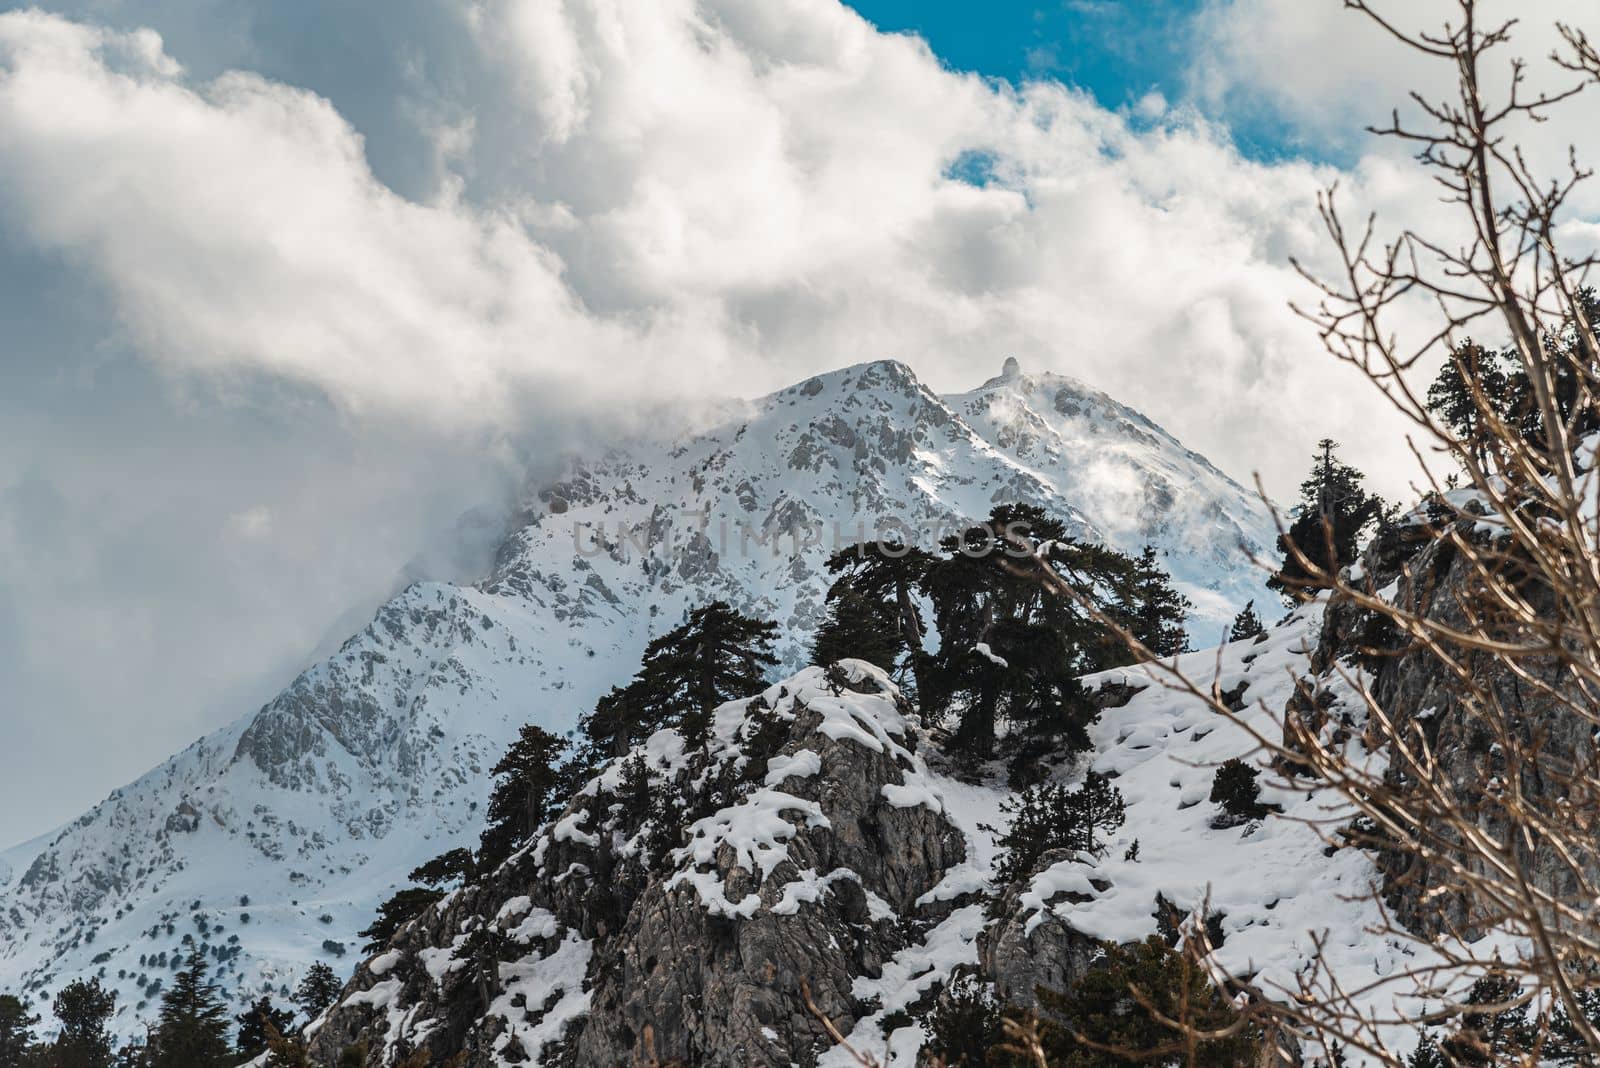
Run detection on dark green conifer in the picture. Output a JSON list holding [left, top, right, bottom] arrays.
[[1228, 600, 1265, 642], [1268, 440, 1384, 603], [290, 963, 342, 1021], [0, 995, 38, 1068], [234, 995, 296, 1061], [358, 888, 444, 954], [151, 948, 230, 1068], [1125, 545, 1191, 656], [478, 724, 569, 868], [48, 979, 117, 1068]]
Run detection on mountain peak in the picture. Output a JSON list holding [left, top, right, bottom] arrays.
[[1000, 355, 1021, 379]]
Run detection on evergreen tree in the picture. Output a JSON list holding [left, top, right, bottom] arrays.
[[407, 847, 477, 889], [812, 541, 935, 676], [578, 683, 650, 763], [809, 586, 902, 673], [920, 505, 1135, 761], [920, 975, 1004, 1067], [0, 995, 37, 1068], [359, 887, 444, 954], [1229, 600, 1265, 642], [234, 996, 296, 1061], [478, 725, 568, 868], [151, 949, 229, 1068], [1405, 1032, 1447, 1068], [1032, 936, 1258, 1066], [992, 773, 1126, 884], [1267, 440, 1384, 603], [1210, 758, 1270, 823], [1426, 340, 1516, 466], [48, 979, 117, 1068], [1442, 974, 1535, 1065], [111, 1040, 152, 1068], [1124, 545, 1191, 656], [579, 602, 779, 757], [1549, 984, 1600, 1063], [290, 963, 342, 1022]]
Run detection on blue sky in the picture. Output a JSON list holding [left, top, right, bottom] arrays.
[[846, 0, 1313, 163]]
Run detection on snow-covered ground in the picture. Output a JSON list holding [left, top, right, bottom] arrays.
[[821, 606, 1433, 1066]]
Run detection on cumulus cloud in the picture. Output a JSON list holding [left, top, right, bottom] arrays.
[[6, 0, 1579, 842]]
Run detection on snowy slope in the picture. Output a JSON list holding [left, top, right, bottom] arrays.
[[0, 358, 1278, 1036], [817, 604, 1422, 1066]]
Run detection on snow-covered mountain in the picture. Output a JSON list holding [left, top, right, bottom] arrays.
[[0, 358, 1278, 1036]]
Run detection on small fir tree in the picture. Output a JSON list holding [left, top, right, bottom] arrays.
[[992, 773, 1126, 884], [291, 962, 343, 1021], [1406, 1032, 1448, 1068], [1210, 758, 1270, 822], [1442, 974, 1535, 1065], [1229, 600, 1265, 642], [1267, 440, 1385, 603], [151, 948, 230, 1068], [1125, 545, 1192, 656], [920, 975, 1004, 1067], [235, 995, 297, 1061]]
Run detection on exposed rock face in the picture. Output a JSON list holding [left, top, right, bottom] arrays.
[[307, 662, 971, 1067], [978, 846, 1101, 1014], [1310, 510, 1592, 940]]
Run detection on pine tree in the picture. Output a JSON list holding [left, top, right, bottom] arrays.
[[478, 724, 568, 868], [1442, 974, 1535, 1065], [1125, 545, 1191, 656], [235, 996, 296, 1061], [809, 586, 902, 673], [1549, 984, 1600, 1063], [634, 601, 780, 743], [49, 979, 117, 1068], [151, 949, 230, 1068], [408, 847, 477, 889], [359, 887, 444, 954], [992, 773, 1126, 884], [1267, 440, 1384, 602], [578, 683, 650, 763], [291, 963, 343, 1022], [812, 541, 934, 676], [1425, 340, 1516, 466], [0, 995, 37, 1068], [920, 505, 1137, 762], [1405, 1032, 1447, 1068], [1032, 936, 1258, 1066], [920, 975, 1004, 1067], [1229, 600, 1265, 642], [1210, 758, 1270, 823]]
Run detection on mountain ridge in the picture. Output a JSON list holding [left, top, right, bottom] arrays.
[[0, 357, 1278, 1038]]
